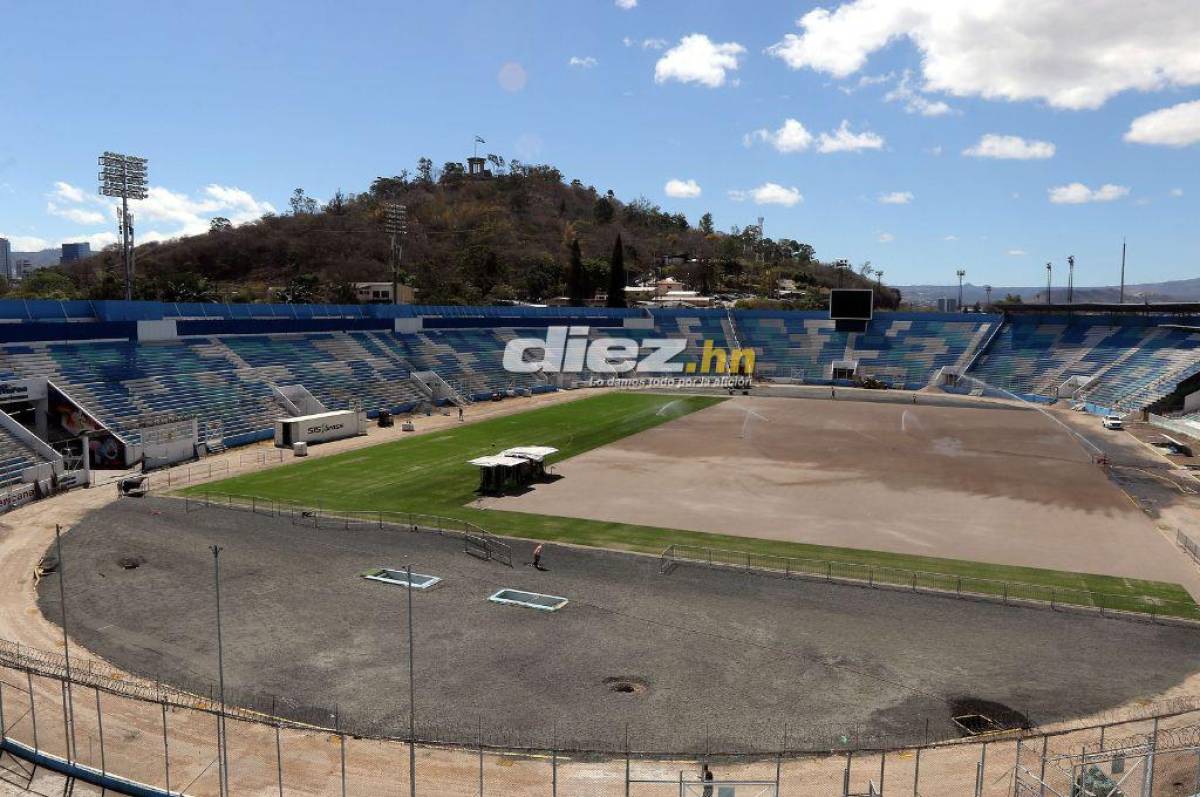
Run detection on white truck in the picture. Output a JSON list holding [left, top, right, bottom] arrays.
[[1102, 414, 1123, 430], [274, 409, 366, 448]]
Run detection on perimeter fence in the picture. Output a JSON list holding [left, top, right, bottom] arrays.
[[660, 544, 1200, 623], [4, 638, 1200, 796]]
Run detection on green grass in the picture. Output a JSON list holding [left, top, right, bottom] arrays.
[[185, 392, 1199, 619]]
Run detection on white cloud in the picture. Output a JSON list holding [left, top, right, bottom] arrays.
[[816, 120, 884, 153], [766, 1, 1200, 110], [47, 202, 106, 225], [1007, 249, 1028, 256], [641, 38, 667, 50], [963, 134, 1056, 160], [615, 0, 637, 8], [41, 180, 276, 245], [0, 234, 51, 251], [927, 145, 943, 156], [877, 232, 894, 243], [654, 34, 745, 88], [884, 70, 954, 116], [664, 178, 702, 198], [52, 181, 88, 203], [568, 56, 598, 69], [1170, 187, 1185, 197], [743, 118, 814, 153], [943, 234, 958, 241], [729, 183, 803, 206], [1048, 182, 1130, 204], [1125, 99, 1200, 147], [878, 191, 913, 205]]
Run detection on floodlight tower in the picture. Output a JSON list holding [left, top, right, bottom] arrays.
[[98, 152, 148, 301], [384, 203, 408, 305], [1066, 255, 1075, 304], [1045, 262, 1053, 304], [956, 269, 966, 310]]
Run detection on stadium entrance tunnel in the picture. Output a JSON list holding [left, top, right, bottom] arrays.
[[949, 697, 1030, 737]]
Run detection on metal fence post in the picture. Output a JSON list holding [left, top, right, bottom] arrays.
[[95, 686, 105, 775], [551, 723, 558, 797], [0, 681, 6, 744], [26, 670, 38, 752], [1040, 735, 1048, 797], [1146, 716, 1159, 795], [162, 701, 171, 795], [276, 722, 284, 797], [478, 717, 484, 797], [913, 747, 920, 797], [59, 680, 72, 763], [625, 724, 631, 797]]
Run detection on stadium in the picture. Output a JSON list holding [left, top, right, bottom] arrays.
[[0, 295, 1199, 796]]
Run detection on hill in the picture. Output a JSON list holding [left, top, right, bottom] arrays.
[[15, 158, 895, 308], [901, 277, 1200, 307]]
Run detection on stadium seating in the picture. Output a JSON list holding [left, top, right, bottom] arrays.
[[967, 316, 1200, 410], [0, 423, 43, 488], [0, 302, 1198, 460], [733, 312, 998, 388]]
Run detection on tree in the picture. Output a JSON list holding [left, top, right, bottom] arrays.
[[416, 157, 434, 183], [289, 188, 318, 215], [698, 212, 714, 235], [278, 273, 320, 303], [566, 239, 587, 306], [607, 235, 627, 308], [209, 217, 232, 233], [13, 269, 77, 299], [593, 197, 615, 224], [161, 272, 218, 302]]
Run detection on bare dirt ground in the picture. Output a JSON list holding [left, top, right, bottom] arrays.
[[481, 395, 1200, 591]]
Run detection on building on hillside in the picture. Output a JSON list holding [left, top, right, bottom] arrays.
[[0, 238, 10, 280], [13, 259, 33, 280], [60, 242, 91, 264], [936, 297, 959, 313], [353, 282, 415, 304], [466, 157, 492, 179]]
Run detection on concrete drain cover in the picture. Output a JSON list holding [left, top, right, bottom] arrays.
[[603, 677, 649, 696]]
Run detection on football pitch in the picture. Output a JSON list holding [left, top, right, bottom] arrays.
[[188, 391, 1199, 618]]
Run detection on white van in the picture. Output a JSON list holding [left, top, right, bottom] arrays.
[[1102, 414, 1123, 430]]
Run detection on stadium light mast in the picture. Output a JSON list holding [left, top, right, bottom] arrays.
[[984, 285, 992, 306], [384, 203, 408, 305], [1067, 255, 1075, 304], [1045, 262, 1052, 305], [98, 152, 148, 301], [1119, 239, 1127, 304], [955, 269, 966, 310]]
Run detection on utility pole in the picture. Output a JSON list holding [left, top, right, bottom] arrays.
[[384, 203, 408, 305], [984, 285, 992, 306], [1119, 239, 1126, 304], [956, 269, 966, 311], [1045, 262, 1052, 305], [1066, 255, 1075, 304], [98, 152, 148, 301], [211, 545, 230, 797]]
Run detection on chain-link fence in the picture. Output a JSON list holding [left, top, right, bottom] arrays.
[[4, 639, 1200, 796]]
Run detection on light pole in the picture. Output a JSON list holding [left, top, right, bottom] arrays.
[[984, 285, 992, 306], [55, 525, 76, 762], [1045, 262, 1052, 305], [385, 203, 408, 305], [211, 545, 230, 797], [98, 152, 148, 301], [407, 564, 416, 797], [1066, 255, 1075, 304], [956, 269, 966, 311]]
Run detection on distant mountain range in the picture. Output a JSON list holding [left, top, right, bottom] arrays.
[[899, 277, 1200, 306], [10, 249, 62, 268]]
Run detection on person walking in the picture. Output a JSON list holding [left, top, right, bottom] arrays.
[[458, 405, 464, 422], [701, 764, 714, 797], [531, 543, 544, 570]]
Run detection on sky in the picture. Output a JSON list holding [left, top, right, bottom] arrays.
[[2, 0, 1199, 287]]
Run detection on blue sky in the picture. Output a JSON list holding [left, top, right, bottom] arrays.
[[2, 0, 1199, 287]]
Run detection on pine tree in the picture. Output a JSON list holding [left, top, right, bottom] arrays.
[[566, 239, 587, 307], [606, 234, 627, 308]]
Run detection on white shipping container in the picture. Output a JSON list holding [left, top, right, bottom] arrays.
[[274, 410, 365, 448]]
